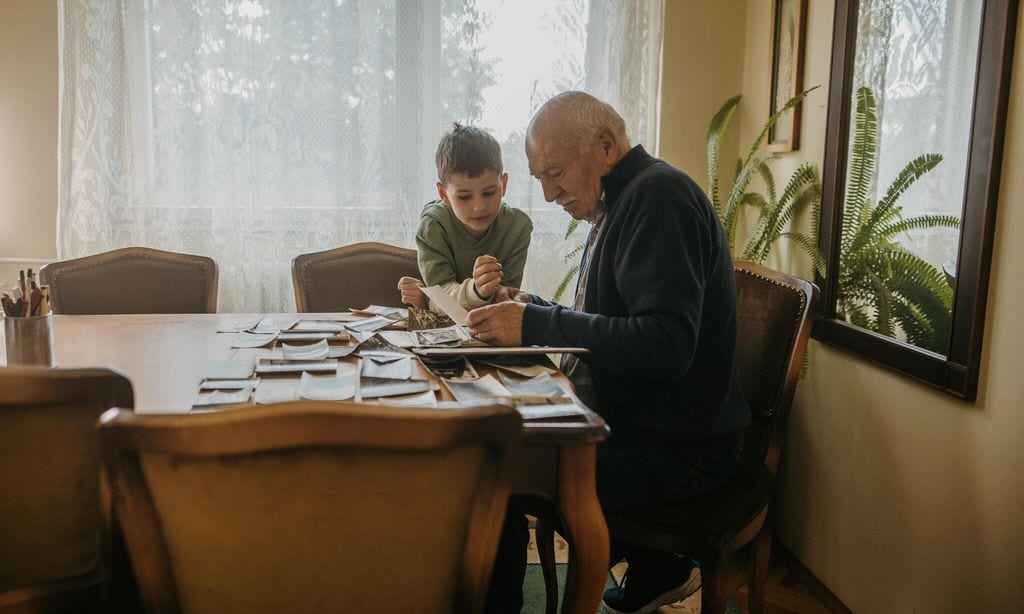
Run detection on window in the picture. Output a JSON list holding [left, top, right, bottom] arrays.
[[59, 0, 663, 311]]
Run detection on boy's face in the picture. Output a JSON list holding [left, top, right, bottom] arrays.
[[436, 170, 509, 239]]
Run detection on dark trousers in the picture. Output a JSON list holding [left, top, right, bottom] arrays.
[[483, 428, 741, 613]]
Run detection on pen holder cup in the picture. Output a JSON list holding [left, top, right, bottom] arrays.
[[4, 314, 56, 367]]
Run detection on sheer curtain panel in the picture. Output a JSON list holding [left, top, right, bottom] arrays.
[[58, 0, 663, 312]]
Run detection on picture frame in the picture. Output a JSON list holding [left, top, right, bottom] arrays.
[[766, 0, 807, 152]]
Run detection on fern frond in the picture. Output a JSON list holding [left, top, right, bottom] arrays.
[[877, 214, 960, 240], [706, 95, 742, 215], [742, 86, 820, 169], [563, 218, 582, 240], [781, 231, 827, 277], [866, 153, 943, 232], [562, 242, 586, 262], [552, 263, 580, 304], [724, 155, 775, 248], [844, 86, 878, 235]]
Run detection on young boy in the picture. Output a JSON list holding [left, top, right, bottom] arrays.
[[398, 123, 532, 312]]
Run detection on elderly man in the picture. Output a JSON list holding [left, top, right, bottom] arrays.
[[468, 91, 750, 613]]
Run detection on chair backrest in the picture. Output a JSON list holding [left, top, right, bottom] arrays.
[[292, 242, 419, 312], [40, 247, 218, 314], [0, 367, 133, 601], [733, 260, 818, 475], [100, 401, 522, 614]]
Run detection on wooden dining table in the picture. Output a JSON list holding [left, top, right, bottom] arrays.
[[1, 313, 610, 613]]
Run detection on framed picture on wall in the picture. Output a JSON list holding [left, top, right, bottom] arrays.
[[767, 0, 807, 152]]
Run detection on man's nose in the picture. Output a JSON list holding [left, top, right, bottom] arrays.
[[540, 178, 559, 203]]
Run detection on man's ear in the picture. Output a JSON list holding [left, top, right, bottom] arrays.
[[500, 172, 509, 197], [597, 129, 618, 163], [436, 181, 449, 204]]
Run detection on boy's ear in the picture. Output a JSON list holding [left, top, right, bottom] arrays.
[[500, 172, 509, 196], [436, 181, 450, 204]]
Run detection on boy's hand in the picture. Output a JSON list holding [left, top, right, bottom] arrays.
[[472, 255, 503, 300], [397, 276, 427, 309], [493, 285, 533, 304], [466, 302, 525, 346]]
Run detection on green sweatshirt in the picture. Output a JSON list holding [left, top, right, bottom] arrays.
[[416, 200, 533, 310]]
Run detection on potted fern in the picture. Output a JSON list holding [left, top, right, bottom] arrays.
[[834, 87, 959, 353], [706, 87, 825, 275]]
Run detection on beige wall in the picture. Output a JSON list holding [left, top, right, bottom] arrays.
[[658, 0, 747, 184], [0, 0, 59, 278], [711, 2, 1024, 612]]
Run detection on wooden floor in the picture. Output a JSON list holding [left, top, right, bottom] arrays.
[[528, 529, 850, 614], [715, 542, 851, 614]]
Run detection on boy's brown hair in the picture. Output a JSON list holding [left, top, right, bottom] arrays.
[[435, 123, 503, 184]]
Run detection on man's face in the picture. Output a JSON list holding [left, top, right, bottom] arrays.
[[437, 170, 509, 239], [526, 124, 608, 222]]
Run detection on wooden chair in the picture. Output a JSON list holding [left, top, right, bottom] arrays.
[[537, 260, 818, 614], [39, 247, 218, 314], [291, 242, 419, 312], [100, 401, 522, 614], [0, 366, 133, 613]]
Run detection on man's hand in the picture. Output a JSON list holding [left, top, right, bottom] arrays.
[[397, 276, 427, 309], [472, 255, 503, 300], [493, 285, 533, 304], [466, 302, 526, 346]]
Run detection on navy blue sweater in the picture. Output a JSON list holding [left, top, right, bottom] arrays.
[[522, 146, 750, 443]]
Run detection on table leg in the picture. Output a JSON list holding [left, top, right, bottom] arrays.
[[558, 443, 608, 614]]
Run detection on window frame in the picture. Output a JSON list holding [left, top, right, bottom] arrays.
[[815, 0, 1020, 400]]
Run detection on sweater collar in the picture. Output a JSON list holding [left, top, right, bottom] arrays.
[[600, 145, 658, 209]]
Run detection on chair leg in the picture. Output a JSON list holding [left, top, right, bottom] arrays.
[[700, 550, 731, 614], [535, 517, 560, 614], [748, 527, 772, 614]]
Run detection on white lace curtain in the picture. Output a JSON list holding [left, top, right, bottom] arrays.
[[850, 0, 982, 271], [58, 0, 664, 312]]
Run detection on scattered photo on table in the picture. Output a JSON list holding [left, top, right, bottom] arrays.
[[384, 390, 438, 407], [379, 331, 417, 348], [355, 334, 414, 360], [216, 320, 259, 333], [291, 320, 345, 332], [442, 374, 511, 403], [516, 402, 588, 420], [351, 305, 408, 320], [254, 379, 298, 404], [498, 372, 567, 398], [345, 315, 398, 333], [327, 345, 359, 359], [192, 388, 253, 408], [359, 376, 432, 399], [200, 377, 260, 390], [362, 356, 419, 380], [407, 307, 455, 331], [278, 331, 350, 342], [297, 365, 357, 401], [232, 331, 277, 348], [476, 356, 556, 378], [255, 358, 338, 374], [419, 355, 478, 379], [414, 326, 466, 347], [248, 316, 297, 334], [281, 339, 330, 361]]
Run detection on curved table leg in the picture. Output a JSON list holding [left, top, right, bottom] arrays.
[[558, 443, 608, 614]]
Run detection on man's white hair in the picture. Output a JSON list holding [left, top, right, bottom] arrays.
[[530, 91, 630, 153]]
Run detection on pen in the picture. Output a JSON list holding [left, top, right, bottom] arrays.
[[30, 287, 41, 316], [39, 286, 50, 316], [19, 271, 27, 316]]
